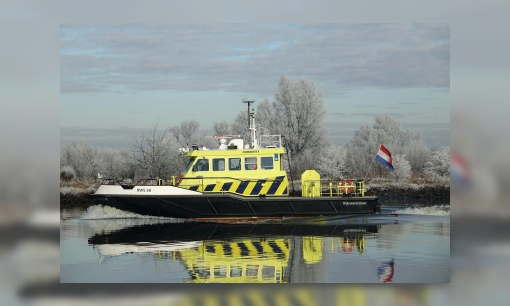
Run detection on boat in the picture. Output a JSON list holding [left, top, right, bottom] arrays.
[[89, 101, 380, 219]]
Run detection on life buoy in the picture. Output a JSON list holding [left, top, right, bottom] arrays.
[[176, 173, 184, 185], [340, 180, 354, 194], [342, 238, 354, 253]]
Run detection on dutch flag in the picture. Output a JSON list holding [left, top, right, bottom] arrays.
[[451, 150, 470, 186], [378, 259, 395, 283], [375, 144, 394, 171]]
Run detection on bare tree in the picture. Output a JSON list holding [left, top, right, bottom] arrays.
[[130, 121, 176, 178]]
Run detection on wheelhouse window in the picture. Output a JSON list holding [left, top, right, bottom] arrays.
[[245, 157, 257, 170], [183, 158, 194, 173], [194, 158, 209, 171], [213, 158, 226, 171], [229, 158, 241, 171], [261, 157, 274, 170]]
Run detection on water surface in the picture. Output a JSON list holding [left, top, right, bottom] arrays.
[[60, 204, 450, 283]]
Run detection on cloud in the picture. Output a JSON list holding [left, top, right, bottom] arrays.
[[330, 112, 411, 119], [60, 24, 449, 97], [323, 121, 450, 147]]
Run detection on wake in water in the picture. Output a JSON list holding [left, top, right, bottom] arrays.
[[80, 204, 176, 220], [84, 218, 178, 235], [391, 205, 450, 216], [80, 205, 184, 234]]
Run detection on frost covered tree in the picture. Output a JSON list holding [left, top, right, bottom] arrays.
[[390, 154, 412, 182], [230, 111, 250, 143], [264, 76, 327, 156], [292, 149, 320, 178], [95, 148, 138, 179], [256, 98, 278, 134], [60, 141, 137, 179], [255, 76, 328, 180], [317, 145, 346, 180], [425, 146, 450, 178], [60, 141, 99, 178], [213, 120, 231, 136], [346, 115, 428, 178], [60, 165, 77, 181], [170, 118, 220, 150], [170, 119, 200, 147], [403, 140, 430, 175]]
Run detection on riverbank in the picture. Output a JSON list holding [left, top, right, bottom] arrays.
[[365, 184, 450, 205], [60, 180, 98, 208], [60, 180, 450, 209]]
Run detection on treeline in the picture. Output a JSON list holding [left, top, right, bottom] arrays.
[[61, 76, 450, 184]]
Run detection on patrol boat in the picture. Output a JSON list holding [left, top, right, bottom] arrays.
[[89, 101, 380, 220]]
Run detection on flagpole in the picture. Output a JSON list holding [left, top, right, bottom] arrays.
[[363, 157, 376, 181], [364, 144, 381, 181]]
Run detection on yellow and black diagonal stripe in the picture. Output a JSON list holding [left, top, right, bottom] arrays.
[[185, 176, 288, 196], [202, 239, 290, 259]]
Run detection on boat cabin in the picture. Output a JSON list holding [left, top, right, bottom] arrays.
[[177, 138, 289, 197]]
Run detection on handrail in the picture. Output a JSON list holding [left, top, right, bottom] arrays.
[[302, 179, 365, 197], [100, 178, 170, 187]]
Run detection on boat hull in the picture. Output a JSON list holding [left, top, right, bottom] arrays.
[[88, 193, 380, 219]]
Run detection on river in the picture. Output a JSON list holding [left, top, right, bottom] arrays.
[[60, 203, 449, 283]]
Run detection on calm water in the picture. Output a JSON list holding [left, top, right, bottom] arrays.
[[60, 204, 449, 283]]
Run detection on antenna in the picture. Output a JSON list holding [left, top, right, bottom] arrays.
[[242, 99, 255, 147], [242, 99, 255, 128]]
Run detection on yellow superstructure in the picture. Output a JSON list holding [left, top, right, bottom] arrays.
[[177, 147, 289, 197]]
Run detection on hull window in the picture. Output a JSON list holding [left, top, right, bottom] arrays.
[[245, 157, 257, 170], [229, 158, 241, 171]]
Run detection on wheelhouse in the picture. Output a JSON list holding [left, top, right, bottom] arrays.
[[177, 147, 289, 196]]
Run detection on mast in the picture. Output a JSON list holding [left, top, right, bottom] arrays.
[[242, 99, 256, 148]]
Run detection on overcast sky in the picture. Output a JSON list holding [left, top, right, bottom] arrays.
[[60, 23, 449, 147]]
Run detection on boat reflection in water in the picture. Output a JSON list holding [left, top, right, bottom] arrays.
[[88, 221, 383, 283]]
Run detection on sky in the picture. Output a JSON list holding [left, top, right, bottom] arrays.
[[60, 23, 450, 148]]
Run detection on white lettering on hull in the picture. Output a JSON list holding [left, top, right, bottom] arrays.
[[343, 201, 367, 205]]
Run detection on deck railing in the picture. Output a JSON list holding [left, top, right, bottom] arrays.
[[301, 179, 365, 197]]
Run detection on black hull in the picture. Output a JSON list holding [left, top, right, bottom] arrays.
[[89, 193, 380, 219]]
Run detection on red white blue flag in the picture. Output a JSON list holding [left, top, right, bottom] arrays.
[[378, 259, 395, 283], [375, 144, 394, 171], [451, 150, 470, 186]]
